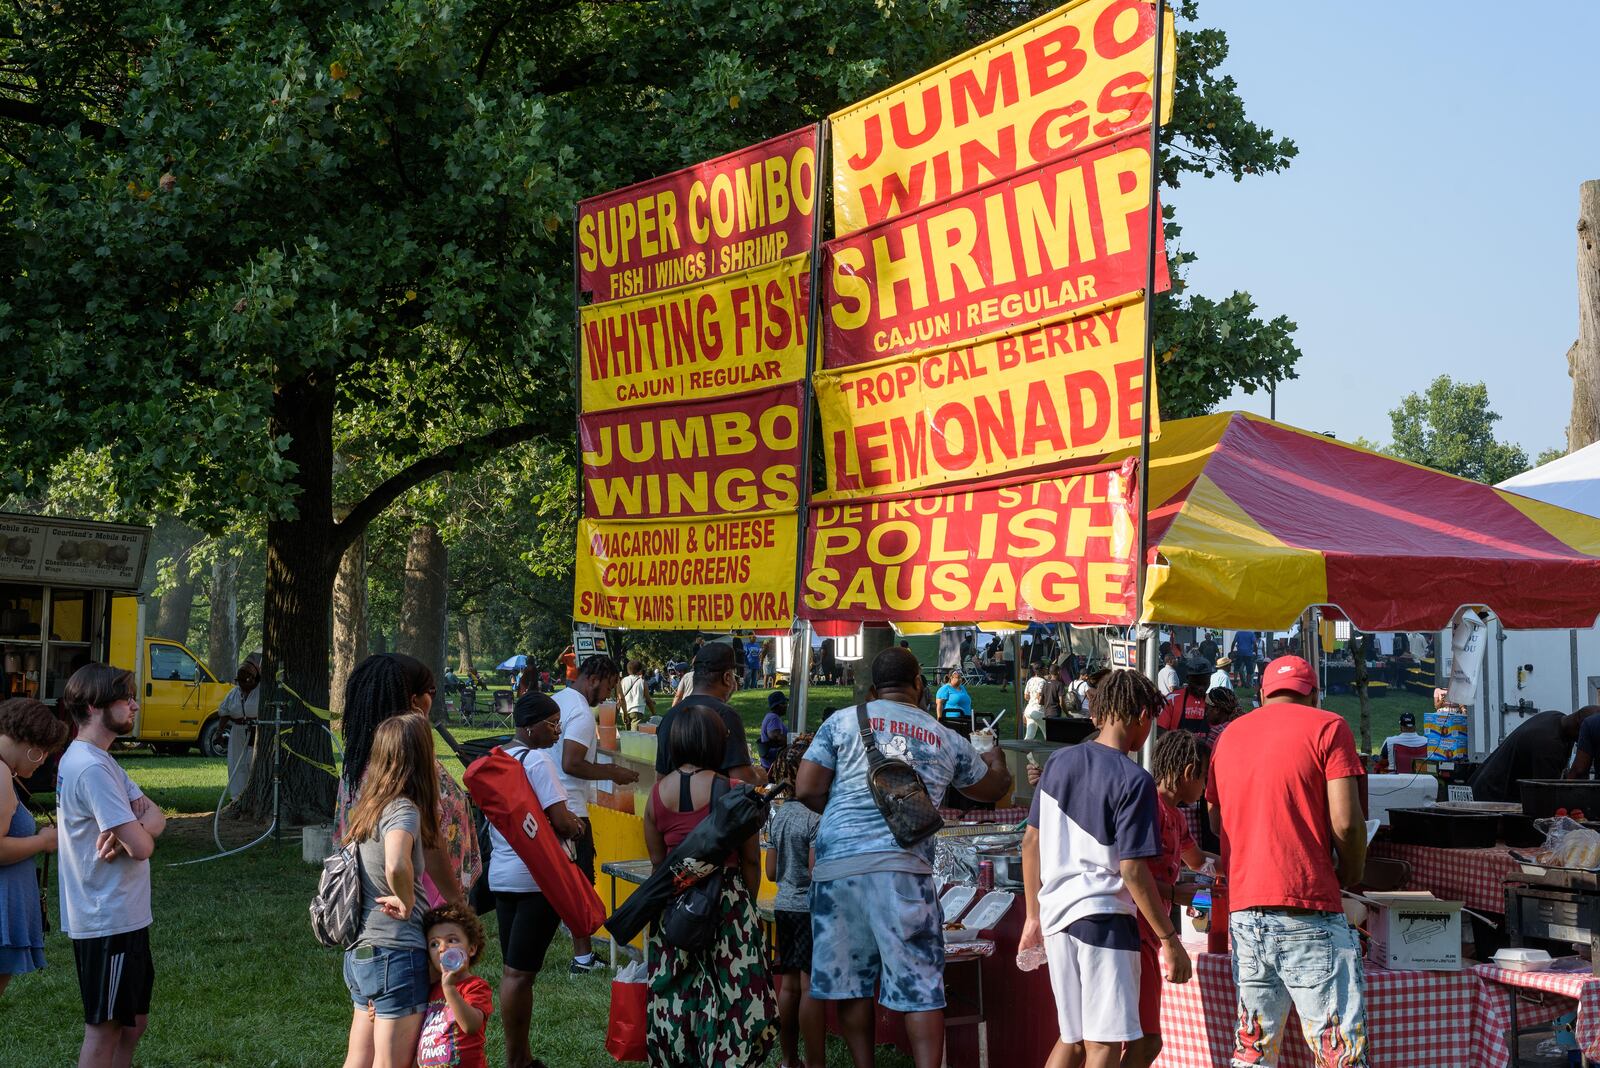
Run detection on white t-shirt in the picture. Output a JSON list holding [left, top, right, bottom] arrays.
[[1023, 676, 1046, 715], [56, 740, 152, 938], [1381, 731, 1430, 768], [487, 745, 570, 893], [1209, 669, 1231, 691], [554, 686, 598, 817], [619, 674, 649, 721], [1158, 665, 1181, 695]]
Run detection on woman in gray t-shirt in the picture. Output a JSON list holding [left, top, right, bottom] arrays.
[[339, 714, 439, 1064]]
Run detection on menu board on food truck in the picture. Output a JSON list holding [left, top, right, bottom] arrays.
[[0, 513, 152, 590]]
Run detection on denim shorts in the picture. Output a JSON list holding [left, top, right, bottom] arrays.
[[1229, 909, 1368, 1067], [343, 944, 430, 1019], [809, 871, 945, 1012]]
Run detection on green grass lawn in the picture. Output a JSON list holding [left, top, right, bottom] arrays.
[[7, 745, 911, 1068]]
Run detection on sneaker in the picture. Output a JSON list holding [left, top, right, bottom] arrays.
[[568, 956, 604, 975]]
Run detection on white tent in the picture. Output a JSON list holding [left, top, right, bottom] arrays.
[[1498, 440, 1600, 518], [1485, 445, 1600, 733]]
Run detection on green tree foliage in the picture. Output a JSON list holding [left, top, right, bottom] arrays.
[[1535, 446, 1567, 468], [0, 0, 1304, 812], [1387, 376, 1531, 484]]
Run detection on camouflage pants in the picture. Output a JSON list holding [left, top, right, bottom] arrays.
[[647, 879, 776, 1067]]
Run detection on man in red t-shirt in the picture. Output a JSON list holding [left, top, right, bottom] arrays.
[[1206, 655, 1369, 1067]]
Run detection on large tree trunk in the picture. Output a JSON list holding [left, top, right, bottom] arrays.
[[853, 626, 893, 704], [237, 377, 340, 825], [153, 545, 198, 641], [397, 523, 449, 702], [1573, 180, 1600, 451], [207, 551, 239, 678], [455, 617, 473, 674], [329, 531, 368, 720]]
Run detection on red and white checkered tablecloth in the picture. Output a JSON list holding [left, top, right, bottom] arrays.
[[939, 807, 1028, 824], [1473, 962, 1600, 1065], [1153, 952, 1482, 1068], [1368, 840, 1521, 914]]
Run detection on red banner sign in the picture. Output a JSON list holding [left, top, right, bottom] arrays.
[[824, 131, 1166, 368], [801, 462, 1137, 623], [580, 383, 804, 520], [577, 126, 819, 305]]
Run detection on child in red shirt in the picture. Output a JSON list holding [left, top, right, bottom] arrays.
[[1126, 731, 1214, 1068], [417, 904, 495, 1068]]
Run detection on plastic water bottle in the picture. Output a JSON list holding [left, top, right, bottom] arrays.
[[440, 947, 467, 973], [1016, 946, 1047, 972]]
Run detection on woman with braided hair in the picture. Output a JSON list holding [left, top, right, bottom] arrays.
[[1204, 687, 1242, 751], [334, 653, 479, 909]]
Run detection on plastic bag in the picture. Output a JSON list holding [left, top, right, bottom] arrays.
[[1533, 816, 1600, 870], [605, 961, 650, 1062]]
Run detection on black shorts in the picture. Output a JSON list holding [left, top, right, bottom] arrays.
[[575, 818, 596, 884], [774, 909, 812, 974], [73, 927, 154, 1027], [496, 891, 562, 975]]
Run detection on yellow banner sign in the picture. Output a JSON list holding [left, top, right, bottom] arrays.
[[579, 253, 811, 413], [830, 0, 1174, 235], [817, 298, 1156, 498], [574, 513, 798, 629]]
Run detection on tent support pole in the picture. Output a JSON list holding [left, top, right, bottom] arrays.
[[1573, 629, 1583, 712], [1012, 632, 1024, 738], [790, 621, 813, 735], [1133, 0, 1166, 632], [1140, 629, 1159, 769]]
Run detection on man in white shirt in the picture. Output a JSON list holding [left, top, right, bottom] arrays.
[[1378, 713, 1430, 771], [489, 691, 584, 1067], [616, 660, 653, 730], [1157, 650, 1181, 696], [1210, 657, 1233, 693], [56, 663, 166, 1068], [555, 654, 637, 973]]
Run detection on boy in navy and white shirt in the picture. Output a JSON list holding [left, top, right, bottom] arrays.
[[1020, 669, 1191, 1066]]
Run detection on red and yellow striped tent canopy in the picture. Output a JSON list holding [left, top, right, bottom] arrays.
[[1134, 412, 1600, 631]]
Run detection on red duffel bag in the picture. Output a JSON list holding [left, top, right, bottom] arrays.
[[464, 746, 606, 938]]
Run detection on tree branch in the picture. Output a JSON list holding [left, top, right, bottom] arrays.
[[474, 15, 513, 82], [0, 95, 111, 140], [333, 422, 548, 555]]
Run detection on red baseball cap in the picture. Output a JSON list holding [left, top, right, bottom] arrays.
[[1261, 655, 1317, 697]]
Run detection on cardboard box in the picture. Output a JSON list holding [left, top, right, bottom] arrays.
[[1364, 892, 1463, 972]]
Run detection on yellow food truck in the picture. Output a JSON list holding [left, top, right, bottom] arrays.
[[0, 512, 235, 756]]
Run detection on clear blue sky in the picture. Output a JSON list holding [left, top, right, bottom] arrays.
[[1172, 3, 1600, 459]]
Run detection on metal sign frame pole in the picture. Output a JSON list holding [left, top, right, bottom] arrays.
[[1133, 1, 1168, 770], [1133, 0, 1168, 634], [788, 120, 829, 734]]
